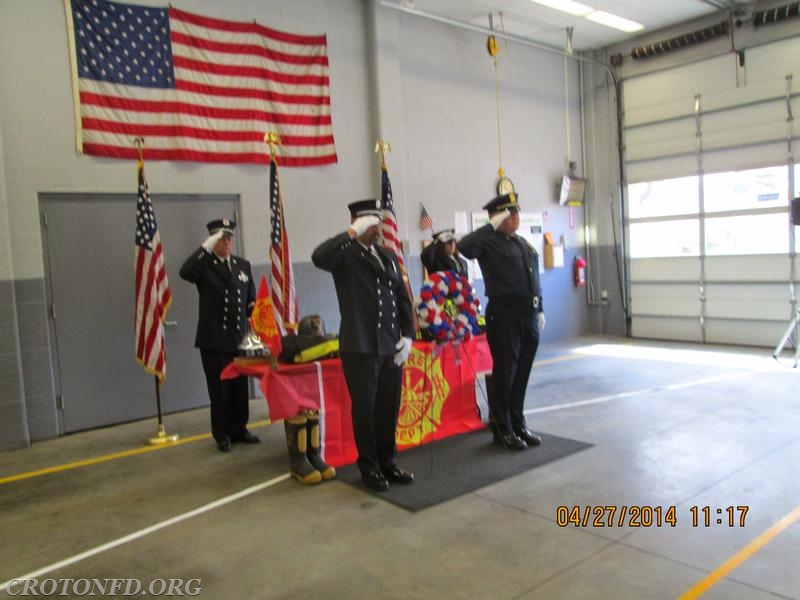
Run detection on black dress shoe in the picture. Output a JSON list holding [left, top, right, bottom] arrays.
[[361, 471, 390, 492], [514, 427, 542, 447], [216, 436, 232, 453], [236, 430, 261, 444], [383, 465, 414, 484], [495, 431, 527, 451]]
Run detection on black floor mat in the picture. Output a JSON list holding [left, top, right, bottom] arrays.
[[338, 429, 592, 512]]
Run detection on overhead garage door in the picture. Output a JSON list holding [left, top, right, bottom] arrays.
[[621, 36, 800, 347]]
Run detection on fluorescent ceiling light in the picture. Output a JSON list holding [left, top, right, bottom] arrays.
[[528, 0, 593, 17], [585, 10, 644, 32]]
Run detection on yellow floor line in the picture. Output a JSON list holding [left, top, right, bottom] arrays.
[[677, 504, 800, 599], [2, 354, 585, 486], [0, 419, 271, 485], [536, 353, 588, 367]]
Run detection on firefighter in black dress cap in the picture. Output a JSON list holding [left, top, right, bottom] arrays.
[[458, 194, 545, 451], [179, 219, 258, 453], [421, 228, 469, 276], [311, 199, 416, 492]]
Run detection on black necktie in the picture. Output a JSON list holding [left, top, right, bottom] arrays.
[[370, 246, 384, 270]]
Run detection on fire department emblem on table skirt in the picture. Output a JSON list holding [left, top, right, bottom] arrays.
[[396, 347, 450, 446]]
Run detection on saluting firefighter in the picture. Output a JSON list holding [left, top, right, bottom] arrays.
[[312, 199, 416, 492], [180, 219, 258, 453], [458, 193, 545, 451], [421, 228, 469, 276]]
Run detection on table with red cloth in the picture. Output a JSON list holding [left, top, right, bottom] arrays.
[[221, 335, 492, 467]]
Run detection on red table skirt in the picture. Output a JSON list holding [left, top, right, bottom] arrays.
[[221, 335, 492, 467]]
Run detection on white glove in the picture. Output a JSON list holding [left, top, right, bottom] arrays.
[[537, 312, 546, 331], [393, 336, 413, 366], [349, 215, 381, 237], [202, 230, 224, 252], [489, 209, 511, 230]]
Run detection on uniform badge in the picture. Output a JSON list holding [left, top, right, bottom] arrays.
[[238, 271, 248, 283]]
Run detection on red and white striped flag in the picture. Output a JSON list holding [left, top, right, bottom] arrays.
[[67, 0, 337, 167], [419, 203, 434, 232], [379, 163, 406, 271], [269, 156, 298, 333], [134, 159, 172, 381]]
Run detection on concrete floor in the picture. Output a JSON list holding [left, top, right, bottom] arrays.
[[1, 335, 799, 599]]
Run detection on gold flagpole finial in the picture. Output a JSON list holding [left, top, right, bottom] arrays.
[[374, 139, 391, 168], [264, 132, 281, 160], [133, 137, 145, 164]]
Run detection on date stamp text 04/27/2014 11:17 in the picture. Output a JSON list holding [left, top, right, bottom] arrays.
[[555, 505, 750, 528]]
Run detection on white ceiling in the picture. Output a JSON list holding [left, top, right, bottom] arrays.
[[399, 0, 752, 51]]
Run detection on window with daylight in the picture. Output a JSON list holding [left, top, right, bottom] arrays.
[[629, 219, 700, 258], [703, 166, 789, 213], [705, 213, 789, 255], [628, 165, 796, 258], [627, 176, 699, 219]]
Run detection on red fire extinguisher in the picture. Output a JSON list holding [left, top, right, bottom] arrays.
[[574, 256, 587, 287]]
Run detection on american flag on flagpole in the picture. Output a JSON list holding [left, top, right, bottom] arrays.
[[135, 159, 172, 381], [379, 162, 406, 271], [269, 156, 298, 333], [67, 0, 337, 167], [419, 203, 434, 232]]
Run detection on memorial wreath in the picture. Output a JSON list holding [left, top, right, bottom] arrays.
[[417, 271, 480, 343]]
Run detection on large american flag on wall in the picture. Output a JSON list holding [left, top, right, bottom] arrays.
[[67, 0, 337, 166], [134, 159, 172, 381], [269, 157, 298, 333]]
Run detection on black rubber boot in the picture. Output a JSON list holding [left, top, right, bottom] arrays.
[[284, 415, 322, 485], [305, 411, 336, 481]]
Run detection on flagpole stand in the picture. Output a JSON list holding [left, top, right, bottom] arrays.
[[147, 423, 179, 445], [145, 375, 179, 445], [773, 304, 800, 368]]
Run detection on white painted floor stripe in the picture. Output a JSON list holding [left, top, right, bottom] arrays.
[[0, 362, 780, 591], [0, 473, 290, 592], [524, 368, 769, 416]]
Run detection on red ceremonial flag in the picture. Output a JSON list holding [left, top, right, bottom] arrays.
[[269, 156, 298, 333], [134, 158, 172, 381], [419, 203, 434, 232], [250, 276, 282, 357], [379, 162, 406, 270], [67, 0, 337, 167]]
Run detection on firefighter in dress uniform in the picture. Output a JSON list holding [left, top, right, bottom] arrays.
[[421, 228, 469, 276], [179, 219, 258, 453], [311, 199, 416, 492], [458, 194, 545, 451]]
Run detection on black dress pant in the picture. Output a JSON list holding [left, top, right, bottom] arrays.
[[200, 349, 249, 442], [485, 299, 539, 433], [341, 352, 402, 475]]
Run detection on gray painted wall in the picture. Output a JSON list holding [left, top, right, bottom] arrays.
[[10, 0, 791, 448]]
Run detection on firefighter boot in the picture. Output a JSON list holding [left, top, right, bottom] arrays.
[[305, 411, 336, 481], [284, 416, 322, 485]]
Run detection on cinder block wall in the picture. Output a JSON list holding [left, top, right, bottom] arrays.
[[0, 0, 597, 447]]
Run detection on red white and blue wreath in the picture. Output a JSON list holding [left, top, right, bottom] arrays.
[[417, 271, 481, 343]]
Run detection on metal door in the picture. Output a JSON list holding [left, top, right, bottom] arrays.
[[41, 193, 238, 433]]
